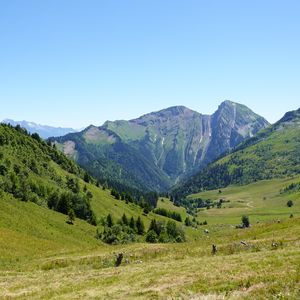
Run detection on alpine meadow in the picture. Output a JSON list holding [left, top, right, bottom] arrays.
[[1, 1, 300, 300]]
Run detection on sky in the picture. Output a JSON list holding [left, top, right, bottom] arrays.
[[0, 0, 299, 128]]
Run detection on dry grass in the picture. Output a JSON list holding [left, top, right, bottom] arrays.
[[1, 217, 300, 299]]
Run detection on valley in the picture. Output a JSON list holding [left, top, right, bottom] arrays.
[[1, 105, 300, 299], [1, 177, 299, 299]]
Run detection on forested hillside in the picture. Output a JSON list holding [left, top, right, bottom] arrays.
[[0, 123, 97, 223]]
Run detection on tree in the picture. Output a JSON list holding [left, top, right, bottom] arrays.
[[31, 133, 41, 142], [57, 193, 70, 214], [67, 208, 75, 225], [241, 215, 250, 228], [145, 230, 157, 243], [148, 219, 158, 234], [129, 217, 135, 230], [121, 213, 128, 226], [287, 200, 294, 207], [83, 172, 90, 183], [106, 214, 113, 227], [166, 220, 177, 237], [185, 217, 192, 226], [86, 191, 93, 199], [66, 177, 80, 193], [136, 216, 145, 235]]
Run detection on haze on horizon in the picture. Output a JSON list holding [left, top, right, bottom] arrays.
[[1, 0, 299, 128]]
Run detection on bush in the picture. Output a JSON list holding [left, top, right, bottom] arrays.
[[145, 230, 158, 243], [146, 219, 185, 243], [241, 215, 250, 228], [99, 224, 137, 245], [185, 217, 192, 226], [287, 200, 294, 207]]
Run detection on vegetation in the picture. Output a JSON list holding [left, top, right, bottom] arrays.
[[241, 215, 250, 228], [0, 184, 299, 299], [153, 207, 182, 222], [52, 102, 268, 192], [97, 214, 145, 245], [174, 108, 300, 197], [281, 181, 300, 194], [146, 219, 185, 243], [1, 111, 300, 299], [0, 124, 97, 224], [98, 214, 184, 244]]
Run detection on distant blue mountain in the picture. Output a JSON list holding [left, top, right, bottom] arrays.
[[2, 119, 78, 139]]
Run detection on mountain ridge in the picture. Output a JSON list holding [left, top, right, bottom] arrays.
[[2, 119, 78, 139], [52, 100, 269, 191], [173, 106, 300, 197]]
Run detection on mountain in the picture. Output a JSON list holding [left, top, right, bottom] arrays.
[[1, 119, 78, 139], [173, 107, 300, 197], [52, 100, 269, 192]]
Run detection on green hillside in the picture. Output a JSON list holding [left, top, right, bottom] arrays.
[[1, 176, 300, 299], [0, 123, 197, 271], [174, 108, 300, 197]]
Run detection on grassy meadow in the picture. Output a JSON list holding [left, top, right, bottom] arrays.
[[1, 177, 300, 299]]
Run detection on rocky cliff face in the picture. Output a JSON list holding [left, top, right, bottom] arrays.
[[53, 100, 269, 191], [173, 106, 300, 197]]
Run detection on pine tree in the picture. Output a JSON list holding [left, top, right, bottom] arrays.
[[129, 217, 135, 230], [136, 216, 145, 235], [121, 213, 128, 225], [84, 172, 90, 183], [148, 219, 158, 234], [106, 214, 113, 227]]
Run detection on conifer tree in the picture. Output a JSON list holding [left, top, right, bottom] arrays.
[[136, 216, 145, 235]]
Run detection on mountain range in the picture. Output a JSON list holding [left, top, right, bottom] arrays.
[[1, 119, 78, 139], [52, 100, 269, 192]]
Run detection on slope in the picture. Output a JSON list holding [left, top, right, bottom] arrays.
[[174, 107, 300, 197], [1, 176, 300, 299], [0, 123, 193, 264]]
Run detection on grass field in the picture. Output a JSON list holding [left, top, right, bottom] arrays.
[[189, 177, 300, 225], [1, 178, 300, 299]]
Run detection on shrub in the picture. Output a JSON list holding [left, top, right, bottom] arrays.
[[145, 230, 158, 243], [241, 215, 250, 228]]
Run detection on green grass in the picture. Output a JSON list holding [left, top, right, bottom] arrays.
[[1, 178, 300, 299], [189, 177, 300, 225]]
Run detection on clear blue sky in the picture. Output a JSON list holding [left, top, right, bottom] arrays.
[[0, 0, 299, 128]]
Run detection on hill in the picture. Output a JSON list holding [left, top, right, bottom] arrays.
[[52, 100, 269, 191], [1, 175, 299, 299], [0, 123, 196, 256], [2, 119, 78, 139], [174, 107, 300, 197], [0, 123, 99, 224]]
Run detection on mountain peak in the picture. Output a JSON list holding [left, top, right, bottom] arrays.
[[221, 99, 235, 105], [218, 100, 243, 109], [133, 106, 200, 124]]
